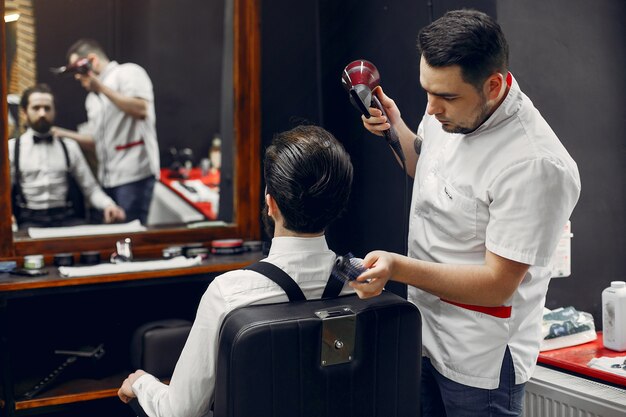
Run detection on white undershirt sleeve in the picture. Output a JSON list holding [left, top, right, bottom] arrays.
[[132, 282, 229, 417]]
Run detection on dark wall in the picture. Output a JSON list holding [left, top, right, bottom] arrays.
[[261, 0, 431, 254], [261, 0, 626, 322], [317, 0, 426, 264], [497, 0, 626, 325]]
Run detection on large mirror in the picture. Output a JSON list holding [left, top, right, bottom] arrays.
[[0, 0, 260, 258]]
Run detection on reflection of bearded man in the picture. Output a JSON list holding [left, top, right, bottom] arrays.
[[30, 113, 53, 134], [22, 89, 55, 135]]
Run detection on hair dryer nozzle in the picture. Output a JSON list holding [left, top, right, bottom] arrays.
[[50, 57, 91, 77], [342, 59, 406, 163], [341, 60, 380, 91], [342, 59, 381, 117]]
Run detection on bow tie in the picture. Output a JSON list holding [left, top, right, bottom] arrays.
[[33, 134, 54, 144]]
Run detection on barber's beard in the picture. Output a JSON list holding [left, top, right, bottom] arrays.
[[261, 202, 275, 238], [442, 96, 491, 135], [29, 118, 52, 134]]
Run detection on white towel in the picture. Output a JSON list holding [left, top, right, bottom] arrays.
[[59, 256, 202, 277], [587, 356, 626, 376], [28, 219, 146, 239]]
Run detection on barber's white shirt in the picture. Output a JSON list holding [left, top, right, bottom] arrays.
[[8, 129, 116, 210], [132, 236, 354, 417], [82, 61, 159, 188], [409, 74, 581, 389]]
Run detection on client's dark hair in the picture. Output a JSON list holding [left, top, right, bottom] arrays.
[[417, 9, 509, 90], [264, 125, 353, 234], [20, 84, 54, 110], [66, 38, 108, 61]]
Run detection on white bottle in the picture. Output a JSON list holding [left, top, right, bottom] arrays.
[[602, 281, 626, 351]]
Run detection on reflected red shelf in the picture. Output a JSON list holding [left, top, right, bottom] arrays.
[[538, 331, 626, 387], [160, 168, 220, 220]]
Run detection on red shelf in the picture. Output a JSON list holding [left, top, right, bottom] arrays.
[[538, 331, 626, 387]]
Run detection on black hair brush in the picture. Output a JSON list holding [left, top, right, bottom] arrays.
[[331, 252, 366, 283]]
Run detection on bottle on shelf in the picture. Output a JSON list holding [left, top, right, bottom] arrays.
[[180, 148, 194, 179], [210, 134, 222, 172], [602, 280, 626, 351]]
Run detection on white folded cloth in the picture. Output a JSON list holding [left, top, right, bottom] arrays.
[[587, 356, 626, 376], [29, 219, 146, 239], [59, 256, 202, 277], [171, 180, 220, 204]]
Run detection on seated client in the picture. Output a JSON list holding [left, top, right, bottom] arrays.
[[117, 124, 354, 417], [8, 84, 125, 228]]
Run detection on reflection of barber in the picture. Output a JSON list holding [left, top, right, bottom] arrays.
[[53, 38, 159, 224], [9, 84, 126, 229]]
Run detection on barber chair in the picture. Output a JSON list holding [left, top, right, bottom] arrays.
[[213, 290, 421, 417], [129, 264, 421, 417]]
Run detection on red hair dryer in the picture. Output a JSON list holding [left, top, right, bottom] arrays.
[[342, 60, 405, 162]]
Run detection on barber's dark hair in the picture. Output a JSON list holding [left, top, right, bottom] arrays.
[[66, 38, 108, 61], [264, 125, 353, 234], [20, 84, 54, 111], [417, 9, 509, 90]]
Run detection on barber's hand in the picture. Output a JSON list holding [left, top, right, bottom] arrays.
[[75, 71, 103, 93], [361, 87, 402, 137], [103, 205, 126, 223], [118, 369, 147, 403], [349, 250, 395, 298]]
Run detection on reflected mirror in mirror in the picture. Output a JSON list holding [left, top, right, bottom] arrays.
[[5, 0, 235, 241]]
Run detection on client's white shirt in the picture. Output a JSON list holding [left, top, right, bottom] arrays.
[[132, 235, 354, 417], [8, 129, 116, 210]]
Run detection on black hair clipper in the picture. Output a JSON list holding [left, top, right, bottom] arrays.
[[331, 252, 366, 283]]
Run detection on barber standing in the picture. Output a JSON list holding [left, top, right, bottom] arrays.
[[53, 38, 159, 224], [351, 10, 580, 417]]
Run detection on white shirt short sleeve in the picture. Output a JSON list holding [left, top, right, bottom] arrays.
[[408, 74, 581, 389], [486, 157, 581, 266]]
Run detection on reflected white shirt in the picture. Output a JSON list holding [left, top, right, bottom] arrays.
[[82, 61, 159, 188], [8, 129, 116, 210], [409, 74, 581, 389], [132, 236, 354, 417]]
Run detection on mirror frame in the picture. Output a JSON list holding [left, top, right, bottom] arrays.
[[0, 0, 260, 260]]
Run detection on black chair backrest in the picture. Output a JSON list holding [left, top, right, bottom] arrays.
[[214, 290, 421, 417]]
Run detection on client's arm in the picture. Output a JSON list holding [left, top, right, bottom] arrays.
[[63, 139, 125, 223], [118, 283, 228, 417]]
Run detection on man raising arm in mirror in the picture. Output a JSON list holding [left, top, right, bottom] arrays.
[[53, 38, 159, 224]]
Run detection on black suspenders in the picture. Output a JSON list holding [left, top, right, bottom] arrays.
[[13, 136, 73, 209], [244, 261, 345, 302]]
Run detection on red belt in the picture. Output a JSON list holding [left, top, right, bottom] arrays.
[[115, 139, 145, 151], [441, 299, 512, 319]]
